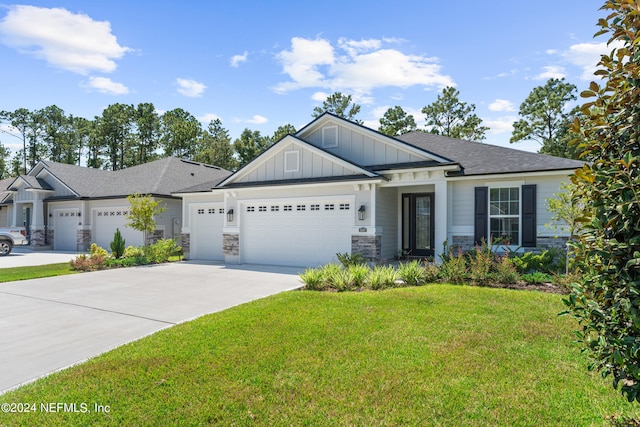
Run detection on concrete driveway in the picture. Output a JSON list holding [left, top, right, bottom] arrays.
[[1, 247, 78, 268], [0, 261, 302, 394]]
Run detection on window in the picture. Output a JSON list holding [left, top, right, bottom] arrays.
[[296, 204, 306, 211], [284, 205, 292, 211], [197, 209, 205, 214], [271, 205, 279, 212], [489, 187, 519, 245], [258, 206, 267, 212], [310, 204, 320, 211], [322, 126, 338, 148], [247, 206, 255, 212], [208, 208, 216, 214], [219, 208, 224, 214], [284, 150, 300, 173], [324, 204, 335, 210], [339, 203, 350, 210]]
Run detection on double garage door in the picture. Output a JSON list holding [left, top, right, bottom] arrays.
[[241, 199, 353, 267]]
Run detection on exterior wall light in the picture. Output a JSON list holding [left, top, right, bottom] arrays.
[[358, 204, 366, 221], [227, 208, 234, 222]]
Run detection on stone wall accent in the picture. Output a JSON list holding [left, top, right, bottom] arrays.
[[451, 235, 474, 253], [223, 233, 239, 256], [181, 233, 190, 258], [46, 229, 54, 247], [29, 228, 46, 247], [146, 229, 165, 246], [77, 229, 92, 252], [352, 235, 381, 262]]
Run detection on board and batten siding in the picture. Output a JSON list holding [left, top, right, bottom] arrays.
[[375, 186, 398, 260], [305, 125, 428, 166], [234, 142, 360, 184]]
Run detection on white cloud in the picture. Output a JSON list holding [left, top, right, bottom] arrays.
[[176, 78, 206, 97], [0, 5, 130, 75], [230, 51, 248, 67], [246, 115, 268, 125], [198, 113, 221, 124], [562, 40, 625, 80], [488, 99, 515, 112], [311, 91, 329, 102], [534, 65, 566, 80], [274, 37, 453, 99], [484, 116, 518, 134], [84, 77, 129, 95]]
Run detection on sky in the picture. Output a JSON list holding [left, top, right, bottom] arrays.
[[0, 0, 613, 157]]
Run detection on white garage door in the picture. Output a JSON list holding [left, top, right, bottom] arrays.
[[54, 210, 79, 251], [94, 208, 143, 250], [241, 200, 353, 267], [190, 204, 224, 260]]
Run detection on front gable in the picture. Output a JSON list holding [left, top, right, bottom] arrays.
[[220, 135, 378, 187], [296, 113, 450, 167]]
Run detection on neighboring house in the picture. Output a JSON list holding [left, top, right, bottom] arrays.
[[176, 113, 584, 267], [0, 158, 231, 251]]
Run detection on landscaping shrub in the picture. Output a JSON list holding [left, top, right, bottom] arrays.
[[493, 255, 519, 284], [299, 267, 325, 291], [367, 265, 398, 290], [440, 249, 467, 284], [144, 239, 182, 263], [347, 264, 370, 288], [467, 242, 493, 286], [70, 245, 108, 272], [89, 243, 108, 259], [397, 260, 426, 287], [333, 268, 355, 292], [123, 246, 145, 258], [320, 263, 342, 289], [422, 260, 441, 283], [336, 252, 367, 267], [520, 272, 553, 285], [110, 228, 126, 259]]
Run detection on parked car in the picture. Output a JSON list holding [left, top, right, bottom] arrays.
[[0, 227, 29, 255]]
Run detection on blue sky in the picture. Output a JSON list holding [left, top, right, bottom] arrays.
[[0, 0, 611, 157]]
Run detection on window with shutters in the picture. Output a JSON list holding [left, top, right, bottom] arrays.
[[489, 187, 519, 245]]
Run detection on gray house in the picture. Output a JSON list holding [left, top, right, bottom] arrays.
[[0, 157, 231, 251], [176, 113, 584, 267]]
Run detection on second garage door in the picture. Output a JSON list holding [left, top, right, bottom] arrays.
[[94, 208, 143, 249], [190, 204, 224, 260], [241, 200, 353, 267]]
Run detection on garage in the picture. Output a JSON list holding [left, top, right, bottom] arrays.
[[190, 204, 224, 260], [93, 208, 143, 249], [53, 210, 79, 251], [240, 199, 353, 267]]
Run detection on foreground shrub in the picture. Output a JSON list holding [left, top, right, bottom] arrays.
[[467, 243, 493, 286], [110, 228, 126, 259], [440, 250, 467, 284], [336, 252, 367, 267], [348, 264, 370, 288], [144, 239, 182, 263], [368, 266, 398, 290], [493, 255, 519, 284], [70, 244, 108, 272], [423, 260, 441, 283], [299, 267, 325, 291], [123, 246, 145, 258], [521, 272, 553, 285], [398, 260, 426, 286]]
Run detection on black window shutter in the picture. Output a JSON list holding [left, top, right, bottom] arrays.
[[521, 184, 537, 247], [474, 186, 488, 245]]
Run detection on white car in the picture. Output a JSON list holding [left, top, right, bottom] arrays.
[[0, 228, 28, 256]]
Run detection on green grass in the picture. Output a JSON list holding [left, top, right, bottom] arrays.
[[0, 263, 76, 283], [0, 285, 637, 426]]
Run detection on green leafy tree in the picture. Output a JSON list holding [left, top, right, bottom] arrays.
[[125, 194, 166, 246], [0, 143, 10, 179], [194, 119, 238, 171], [378, 106, 417, 136], [160, 108, 202, 159], [1, 108, 45, 173], [312, 92, 362, 123], [133, 103, 160, 165], [563, 0, 640, 403], [96, 103, 135, 170], [41, 105, 70, 163], [422, 86, 488, 141], [510, 78, 579, 158], [271, 124, 297, 143], [233, 128, 271, 168]]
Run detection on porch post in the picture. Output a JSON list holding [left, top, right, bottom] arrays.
[[434, 179, 448, 262]]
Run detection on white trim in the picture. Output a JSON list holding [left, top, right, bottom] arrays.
[[322, 125, 338, 148], [447, 169, 579, 181]]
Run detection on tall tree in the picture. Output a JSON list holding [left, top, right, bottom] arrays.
[[160, 108, 202, 159], [563, 0, 640, 404], [68, 116, 92, 165], [133, 103, 160, 165], [0, 143, 10, 179], [1, 108, 45, 173], [510, 78, 578, 158], [312, 92, 362, 123], [378, 106, 417, 136], [271, 124, 297, 143], [233, 128, 271, 168], [95, 103, 135, 170], [194, 119, 238, 171], [41, 105, 69, 163], [422, 86, 488, 141]]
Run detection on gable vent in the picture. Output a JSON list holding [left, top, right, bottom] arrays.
[[322, 126, 338, 148]]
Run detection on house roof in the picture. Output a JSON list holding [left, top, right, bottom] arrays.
[[4, 158, 232, 200], [395, 132, 584, 176]]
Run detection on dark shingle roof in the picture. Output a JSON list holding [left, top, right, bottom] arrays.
[[395, 132, 584, 176], [40, 158, 232, 198]]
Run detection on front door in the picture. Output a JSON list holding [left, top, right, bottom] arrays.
[[402, 193, 434, 257]]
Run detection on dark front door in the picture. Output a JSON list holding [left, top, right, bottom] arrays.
[[402, 193, 434, 257]]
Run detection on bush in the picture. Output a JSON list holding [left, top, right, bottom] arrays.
[[336, 252, 367, 267], [332, 268, 355, 292], [89, 243, 109, 259], [123, 246, 145, 258], [299, 267, 326, 291], [521, 272, 553, 285], [348, 264, 370, 289], [440, 249, 467, 284], [467, 242, 493, 286], [110, 228, 126, 259], [367, 266, 398, 290], [144, 239, 182, 263], [493, 255, 519, 284], [70, 247, 107, 272], [423, 260, 441, 283], [398, 260, 426, 287]]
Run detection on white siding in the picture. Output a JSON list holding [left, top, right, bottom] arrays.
[[376, 187, 398, 260]]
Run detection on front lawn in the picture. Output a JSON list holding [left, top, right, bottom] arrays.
[[0, 285, 637, 426], [0, 263, 76, 283]]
